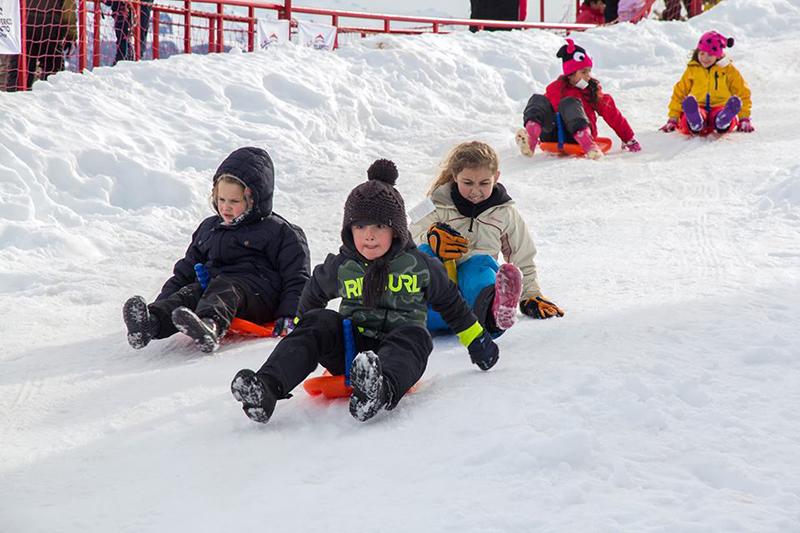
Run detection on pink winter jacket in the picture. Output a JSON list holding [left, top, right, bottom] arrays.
[[544, 78, 635, 143], [576, 3, 604, 24]]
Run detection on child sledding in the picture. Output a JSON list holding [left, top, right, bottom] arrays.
[[410, 141, 564, 339], [231, 159, 500, 424], [660, 31, 753, 135], [122, 147, 311, 353], [517, 39, 641, 159]]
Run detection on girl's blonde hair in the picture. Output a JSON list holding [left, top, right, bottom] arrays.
[[428, 141, 500, 196], [210, 173, 249, 212]]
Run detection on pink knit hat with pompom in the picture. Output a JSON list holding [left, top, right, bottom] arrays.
[[697, 31, 734, 58]]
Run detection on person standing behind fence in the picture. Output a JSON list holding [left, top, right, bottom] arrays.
[[4, 0, 76, 91], [104, 0, 153, 64], [469, 0, 527, 32], [576, 0, 606, 24]]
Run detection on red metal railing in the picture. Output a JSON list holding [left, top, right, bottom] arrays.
[[1, 0, 709, 92]]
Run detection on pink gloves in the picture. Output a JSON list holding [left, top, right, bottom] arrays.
[[737, 118, 754, 132], [660, 118, 678, 132], [623, 139, 642, 152]]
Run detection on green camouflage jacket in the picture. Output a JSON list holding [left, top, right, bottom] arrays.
[[298, 242, 483, 347]]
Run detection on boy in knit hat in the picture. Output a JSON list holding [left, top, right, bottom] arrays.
[[231, 159, 500, 424]]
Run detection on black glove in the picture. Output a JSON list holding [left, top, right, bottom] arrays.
[[468, 330, 499, 371], [520, 296, 564, 319]]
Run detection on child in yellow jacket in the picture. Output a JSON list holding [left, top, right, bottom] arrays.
[[661, 31, 753, 135]]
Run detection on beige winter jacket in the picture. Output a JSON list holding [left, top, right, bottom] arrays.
[[409, 182, 542, 300]]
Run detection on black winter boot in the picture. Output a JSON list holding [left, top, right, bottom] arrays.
[[171, 306, 220, 353], [231, 369, 279, 423], [123, 295, 159, 349], [349, 351, 392, 422]]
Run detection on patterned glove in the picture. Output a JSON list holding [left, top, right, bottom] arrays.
[[467, 330, 499, 371], [271, 316, 296, 337], [427, 222, 469, 260], [623, 139, 642, 152], [737, 118, 754, 133], [520, 296, 564, 319], [660, 118, 678, 132]]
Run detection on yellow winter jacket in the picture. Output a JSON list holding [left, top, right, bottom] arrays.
[[667, 58, 752, 120]]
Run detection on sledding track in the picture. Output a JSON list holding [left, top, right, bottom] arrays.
[[2, 0, 800, 531]]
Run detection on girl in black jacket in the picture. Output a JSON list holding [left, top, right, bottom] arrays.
[[122, 147, 311, 353]]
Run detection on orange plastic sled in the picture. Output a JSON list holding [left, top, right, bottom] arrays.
[[540, 137, 613, 156], [228, 318, 276, 337], [303, 370, 420, 399], [303, 370, 353, 399]]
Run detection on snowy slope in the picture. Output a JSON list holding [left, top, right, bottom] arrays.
[[2, 0, 800, 531]]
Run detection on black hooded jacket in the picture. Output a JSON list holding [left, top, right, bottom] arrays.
[[156, 147, 311, 318]]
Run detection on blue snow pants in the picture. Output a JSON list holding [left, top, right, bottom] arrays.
[[418, 243, 498, 332]]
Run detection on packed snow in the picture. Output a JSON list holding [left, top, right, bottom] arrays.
[[2, 0, 800, 531]]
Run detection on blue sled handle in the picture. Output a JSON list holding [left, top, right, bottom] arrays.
[[556, 112, 565, 151], [194, 263, 211, 290], [343, 319, 355, 386]]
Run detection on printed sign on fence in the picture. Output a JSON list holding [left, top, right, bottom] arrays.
[[0, 0, 21, 54], [257, 19, 290, 51], [296, 20, 337, 51]]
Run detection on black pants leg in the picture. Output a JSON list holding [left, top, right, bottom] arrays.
[[149, 276, 273, 338], [522, 94, 567, 142], [257, 309, 351, 397], [367, 324, 432, 408], [558, 97, 591, 140]]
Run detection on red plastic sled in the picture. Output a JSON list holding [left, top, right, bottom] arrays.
[[228, 318, 276, 337], [540, 137, 613, 156]]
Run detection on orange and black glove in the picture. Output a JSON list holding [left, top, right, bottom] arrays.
[[427, 222, 469, 260], [520, 296, 564, 319]]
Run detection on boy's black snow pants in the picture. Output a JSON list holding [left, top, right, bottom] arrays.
[[149, 275, 273, 339], [522, 94, 591, 143], [257, 309, 432, 408]]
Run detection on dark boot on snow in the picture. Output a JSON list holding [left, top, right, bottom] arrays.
[[123, 295, 159, 349], [349, 351, 392, 422], [171, 306, 220, 353], [231, 369, 279, 423]]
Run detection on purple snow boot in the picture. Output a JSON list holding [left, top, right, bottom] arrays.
[[715, 96, 742, 131], [682, 96, 704, 133]]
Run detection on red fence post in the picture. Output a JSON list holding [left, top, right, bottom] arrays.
[[540, 0, 545, 22], [690, 0, 702, 17], [152, 7, 160, 58], [247, 6, 254, 52], [282, 0, 291, 20], [135, 0, 142, 60], [209, 16, 215, 52], [433, 22, 439, 33], [575, 0, 580, 20], [93, 0, 101, 67], [216, 4, 223, 52], [383, 18, 390, 33], [18, 0, 27, 90], [184, 0, 192, 53], [78, 0, 87, 71]]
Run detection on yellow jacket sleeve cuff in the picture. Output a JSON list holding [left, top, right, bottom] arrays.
[[456, 321, 484, 348]]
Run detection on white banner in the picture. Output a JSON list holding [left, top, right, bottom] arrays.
[[256, 18, 290, 51], [0, 0, 21, 54], [296, 20, 337, 51]]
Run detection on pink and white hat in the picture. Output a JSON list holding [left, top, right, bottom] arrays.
[[697, 31, 734, 58], [557, 39, 593, 77]]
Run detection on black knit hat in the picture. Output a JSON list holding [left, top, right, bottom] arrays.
[[341, 159, 408, 248]]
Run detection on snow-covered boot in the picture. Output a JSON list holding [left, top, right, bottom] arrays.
[[574, 127, 603, 160], [171, 306, 220, 353], [349, 351, 391, 422], [492, 263, 523, 331], [515, 121, 542, 157], [123, 295, 159, 349], [231, 369, 278, 423], [682, 95, 704, 132], [715, 95, 742, 131]]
